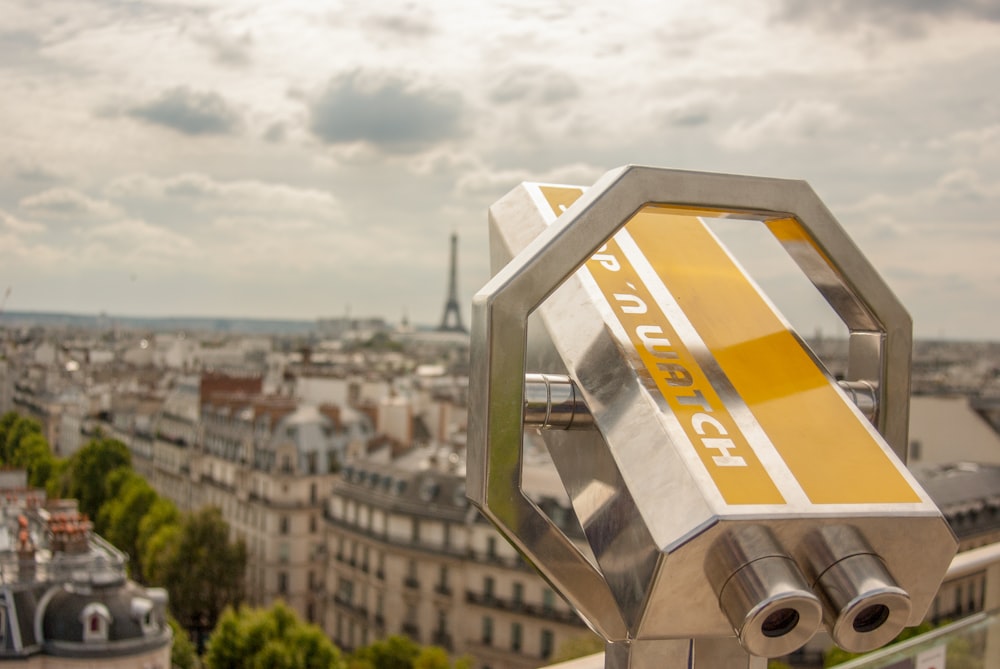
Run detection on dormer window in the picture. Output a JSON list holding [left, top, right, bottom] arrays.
[[131, 597, 157, 636], [80, 602, 111, 642]]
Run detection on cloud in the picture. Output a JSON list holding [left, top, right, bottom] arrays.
[[308, 72, 463, 151], [773, 0, 1000, 37], [8, 159, 63, 183], [105, 173, 343, 220], [453, 161, 605, 200], [0, 209, 45, 234], [363, 10, 436, 39], [718, 100, 849, 151], [0, 30, 43, 70], [193, 28, 254, 67], [489, 67, 580, 106], [19, 188, 122, 221], [84, 218, 199, 265], [128, 86, 242, 135]]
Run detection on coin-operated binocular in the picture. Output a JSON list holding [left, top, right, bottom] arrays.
[[466, 167, 958, 668]]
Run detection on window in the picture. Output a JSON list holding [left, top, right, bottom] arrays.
[[486, 536, 497, 559], [310, 482, 318, 503], [437, 564, 449, 592], [541, 629, 554, 659], [279, 515, 289, 534], [277, 571, 288, 595], [483, 576, 495, 600], [512, 582, 524, 607], [80, 602, 111, 642], [337, 577, 354, 604], [411, 518, 421, 543], [131, 597, 157, 636], [481, 616, 493, 645], [405, 558, 419, 588], [310, 514, 317, 533], [543, 588, 555, 612], [511, 622, 522, 652]]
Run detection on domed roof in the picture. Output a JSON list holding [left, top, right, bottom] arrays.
[[38, 581, 168, 656]]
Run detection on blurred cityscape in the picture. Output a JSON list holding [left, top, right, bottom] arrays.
[[2, 306, 1000, 667]]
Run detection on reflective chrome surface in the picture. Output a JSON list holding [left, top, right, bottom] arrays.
[[804, 525, 912, 652], [706, 525, 823, 657], [467, 167, 958, 666], [523, 374, 593, 429]]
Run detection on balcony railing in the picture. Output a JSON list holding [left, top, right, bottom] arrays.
[[465, 590, 585, 626]]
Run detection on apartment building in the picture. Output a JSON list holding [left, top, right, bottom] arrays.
[[0, 472, 172, 667], [322, 442, 592, 669], [103, 372, 374, 626]]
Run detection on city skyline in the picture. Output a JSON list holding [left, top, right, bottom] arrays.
[[1, 1, 999, 339]]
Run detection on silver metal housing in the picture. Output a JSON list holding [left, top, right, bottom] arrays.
[[466, 166, 958, 655]]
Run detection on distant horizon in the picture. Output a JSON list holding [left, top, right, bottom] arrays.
[[3, 308, 1000, 344]]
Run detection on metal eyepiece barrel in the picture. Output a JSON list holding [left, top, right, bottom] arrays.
[[706, 525, 823, 657], [523, 374, 593, 429], [804, 526, 912, 653]]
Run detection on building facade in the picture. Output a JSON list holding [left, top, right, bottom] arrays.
[[0, 473, 172, 667], [322, 444, 592, 669]]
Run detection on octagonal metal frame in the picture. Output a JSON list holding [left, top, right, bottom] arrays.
[[466, 165, 912, 642]]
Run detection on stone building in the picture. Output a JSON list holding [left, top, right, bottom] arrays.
[[322, 441, 592, 669], [0, 473, 172, 667]]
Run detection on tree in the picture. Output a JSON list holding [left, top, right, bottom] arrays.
[[413, 646, 471, 669], [204, 602, 343, 669], [0, 411, 19, 458], [348, 635, 419, 669], [65, 437, 131, 519], [348, 636, 469, 669], [1, 413, 40, 463], [136, 497, 180, 581], [0, 413, 59, 490], [169, 615, 198, 669], [16, 433, 57, 488], [97, 471, 158, 575], [146, 506, 247, 638]]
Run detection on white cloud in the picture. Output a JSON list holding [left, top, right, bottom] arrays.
[[0, 209, 46, 234], [718, 101, 850, 151], [0, 1, 997, 334], [19, 188, 123, 222], [105, 173, 344, 220]]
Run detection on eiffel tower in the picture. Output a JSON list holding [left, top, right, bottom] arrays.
[[437, 232, 467, 333]]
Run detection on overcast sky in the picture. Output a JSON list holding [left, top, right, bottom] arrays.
[[1, 0, 998, 339]]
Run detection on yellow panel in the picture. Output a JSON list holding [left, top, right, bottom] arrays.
[[539, 186, 784, 505], [626, 208, 919, 505]]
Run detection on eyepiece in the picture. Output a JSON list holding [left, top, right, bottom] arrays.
[[707, 525, 822, 657], [853, 604, 890, 634], [804, 526, 911, 653], [762, 607, 800, 638]]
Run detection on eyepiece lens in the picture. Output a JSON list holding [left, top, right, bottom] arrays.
[[853, 604, 890, 633], [761, 607, 800, 638]]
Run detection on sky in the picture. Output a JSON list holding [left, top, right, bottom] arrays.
[[1, 0, 998, 339]]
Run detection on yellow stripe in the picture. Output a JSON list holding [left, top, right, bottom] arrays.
[[626, 208, 919, 504], [539, 186, 784, 505], [539, 186, 585, 217]]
